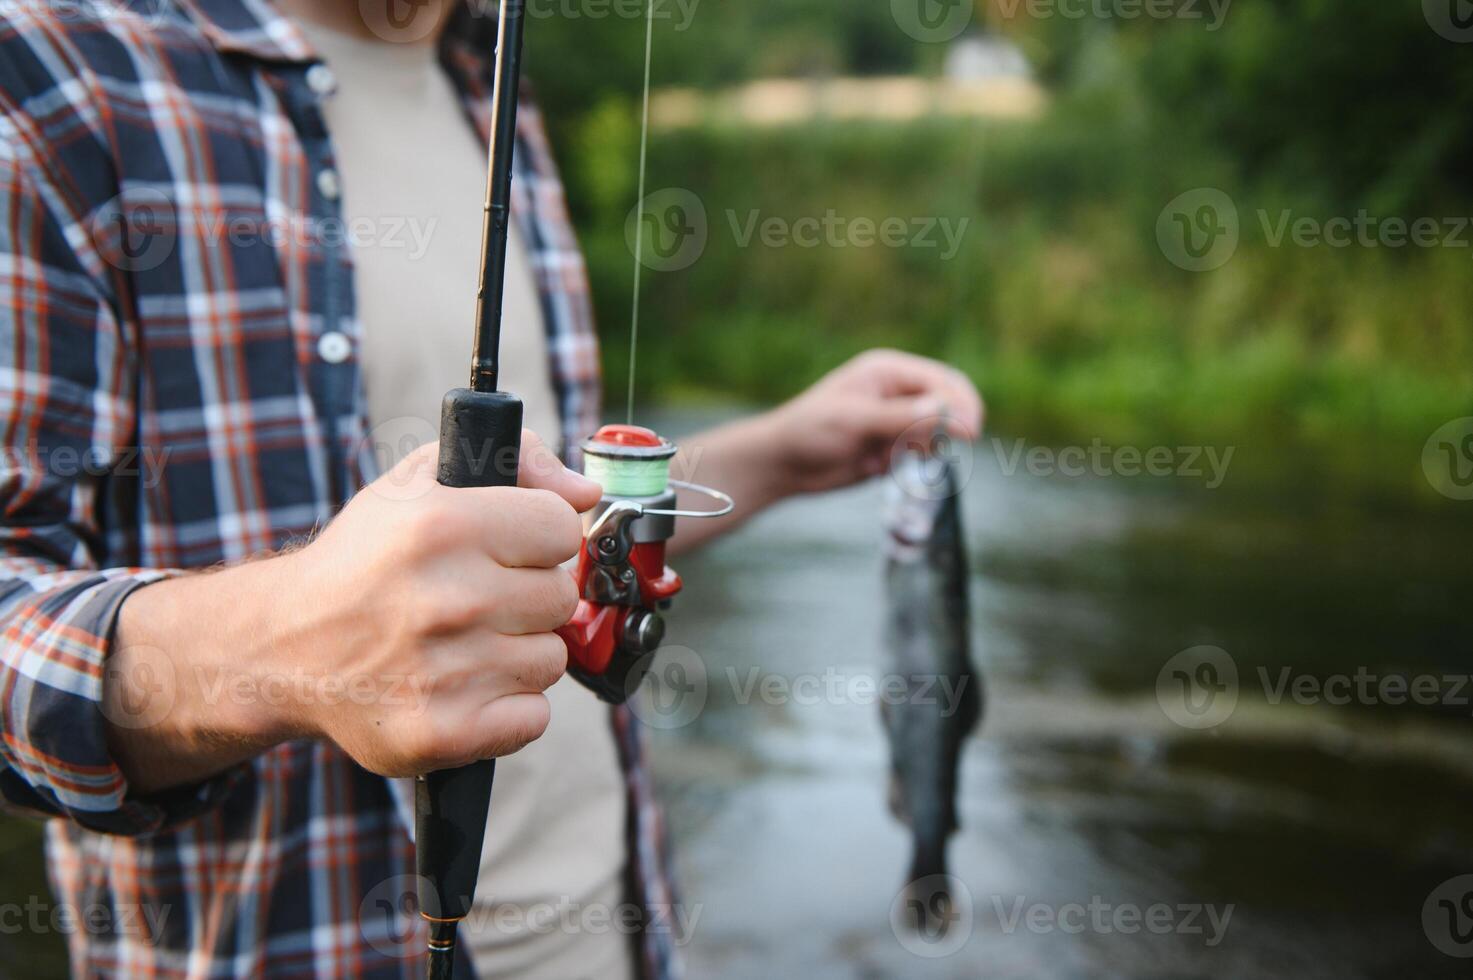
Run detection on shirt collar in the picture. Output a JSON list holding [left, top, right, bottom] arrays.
[[175, 0, 321, 62], [176, 0, 493, 78]]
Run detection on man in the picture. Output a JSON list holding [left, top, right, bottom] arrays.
[[0, 0, 982, 976]]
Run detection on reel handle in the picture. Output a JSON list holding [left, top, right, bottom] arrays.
[[416, 387, 522, 975]]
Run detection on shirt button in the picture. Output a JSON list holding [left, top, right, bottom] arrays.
[[317, 331, 351, 364], [306, 64, 337, 97], [316, 168, 341, 201]]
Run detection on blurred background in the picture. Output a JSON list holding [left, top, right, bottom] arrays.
[[533, 1, 1473, 977], [4, 0, 1472, 976]]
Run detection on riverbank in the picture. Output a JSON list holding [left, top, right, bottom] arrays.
[[566, 95, 1471, 509]]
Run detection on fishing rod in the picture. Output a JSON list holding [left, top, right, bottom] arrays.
[[415, 2, 731, 976], [414, 0, 529, 973]]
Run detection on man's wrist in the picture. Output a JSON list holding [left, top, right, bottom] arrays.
[[743, 405, 806, 504], [108, 555, 308, 790], [715, 410, 792, 509]]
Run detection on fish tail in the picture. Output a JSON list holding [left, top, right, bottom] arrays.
[[908, 833, 948, 887], [900, 835, 956, 935]]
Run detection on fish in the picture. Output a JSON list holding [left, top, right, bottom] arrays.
[[881, 440, 983, 934]]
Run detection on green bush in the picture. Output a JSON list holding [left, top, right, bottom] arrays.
[[529, 0, 1473, 502]]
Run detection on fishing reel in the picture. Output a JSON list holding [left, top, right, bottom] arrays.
[[558, 425, 731, 703]]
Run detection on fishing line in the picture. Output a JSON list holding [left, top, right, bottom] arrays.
[[625, 0, 657, 425]]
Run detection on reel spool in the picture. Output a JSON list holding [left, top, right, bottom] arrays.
[[558, 425, 731, 702]]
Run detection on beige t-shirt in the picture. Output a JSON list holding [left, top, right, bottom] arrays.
[[298, 24, 632, 980]]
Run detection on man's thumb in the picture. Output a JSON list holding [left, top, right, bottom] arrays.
[[518, 429, 603, 512], [381, 429, 600, 511]]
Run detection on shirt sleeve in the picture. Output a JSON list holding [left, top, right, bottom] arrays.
[[0, 99, 239, 835]]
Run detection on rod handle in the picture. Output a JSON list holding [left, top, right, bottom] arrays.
[[416, 388, 523, 962]]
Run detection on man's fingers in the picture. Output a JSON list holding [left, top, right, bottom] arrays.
[[518, 429, 602, 512], [469, 693, 553, 759], [417, 692, 554, 768], [492, 631, 569, 695], [414, 426, 598, 569], [463, 487, 584, 568], [857, 350, 983, 438], [858, 394, 951, 449], [486, 565, 581, 634], [434, 631, 567, 697]]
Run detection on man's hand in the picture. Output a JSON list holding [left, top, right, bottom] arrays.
[[107, 430, 602, 792], [764, 348, 983, 494], [669, 349, 982, 553]]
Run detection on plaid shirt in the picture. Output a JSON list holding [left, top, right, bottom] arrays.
[[0, 0, 679, 976]]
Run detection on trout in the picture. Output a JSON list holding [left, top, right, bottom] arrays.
[[882, 445, 983, 932]]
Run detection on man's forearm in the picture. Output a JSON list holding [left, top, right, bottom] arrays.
[[668, 413, 790, 555], [105, 555, 304, 795]]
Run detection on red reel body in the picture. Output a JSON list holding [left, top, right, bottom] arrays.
[[558, 538, 682, 700], [557, 424, 730, 703], [557, 426, 682, 703]]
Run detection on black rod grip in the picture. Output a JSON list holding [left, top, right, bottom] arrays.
[[434, 388, 523, 490], [416, 388, 523, 954]]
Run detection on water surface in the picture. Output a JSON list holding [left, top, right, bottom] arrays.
[[645, 412, 1473, 980]]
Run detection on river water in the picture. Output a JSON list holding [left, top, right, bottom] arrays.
[[1, 415, 1469, 978], [640, 411, 1473, 980]]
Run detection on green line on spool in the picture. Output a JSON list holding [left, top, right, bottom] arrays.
[[584, 453, 670, 497]]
